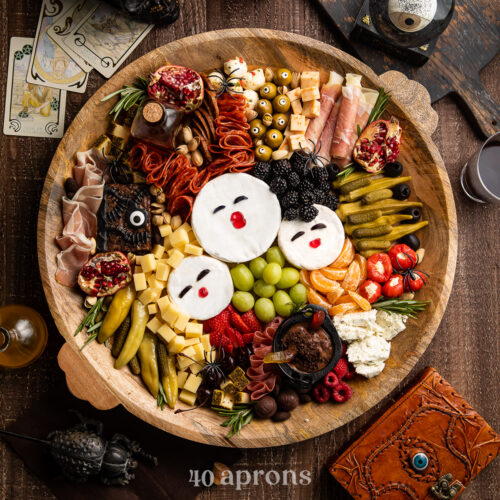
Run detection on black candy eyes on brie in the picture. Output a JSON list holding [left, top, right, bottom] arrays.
[[197, 269, 210, 281], [127, 208, 148, 228], [213, 205, 225, 214], [234, 195, 248, 204], [179, 269, 211, 298], [179, 285, 192, 299], [291, 231, 305, 241], [311, 223, 326, 230]]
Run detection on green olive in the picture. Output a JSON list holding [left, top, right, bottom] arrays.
[[256, 99, 273, 116], [255, 144, 273, 161], [260, 82, 277, 100], [264, 129, 284, 149], [275, 68, 292, 86], [272, 94, 291, 113], [249, 119, 266, 138], [272, 113, 289, 131]]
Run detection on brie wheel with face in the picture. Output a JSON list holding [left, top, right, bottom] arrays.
[[278, 204, 345, 270], [191, 173, 281, 263], [167, 256, 233, 320]]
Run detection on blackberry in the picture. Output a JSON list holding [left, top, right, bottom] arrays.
[[317, 180, 331, 193], [313, 189, 325, 205], [283, 206, 299, 221], [269, 176, 287, 195], [311, 166, 329, 186], [281, 190, 299, 208], [253, 162, 271, 181], [271, 159, 290, 178], [322, 193, 339, 211], [301, 179, 315, 193], [290, 152, 308, 170], [288, 171, 301, 188], [299, 204, 319, 222], [326, 163, 340, 181], [300, 190, 315, 205]]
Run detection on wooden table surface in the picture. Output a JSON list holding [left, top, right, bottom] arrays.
[[0, 1, 498, 499]]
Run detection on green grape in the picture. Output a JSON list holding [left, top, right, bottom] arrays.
[[262, 262, 282, 285], [232, 291, 255, 313], [273, 290, 294, 317], [266, 246, 285, 267], [276, 267, 300, 289], [253, 279, 276, 298], [289, 283, 307, 305], [249, 257, 267, 279], [230, 264, 255, 291], [254, 298, 276, 323]]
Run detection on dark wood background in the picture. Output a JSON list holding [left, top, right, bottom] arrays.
[[0, 1, 498, 499]]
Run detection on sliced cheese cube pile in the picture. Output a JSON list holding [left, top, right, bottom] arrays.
[[132, 219, 209, 406]]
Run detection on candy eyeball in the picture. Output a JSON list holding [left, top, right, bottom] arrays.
[[207, 70, 224, 90], [243, 89, 259, 109], [242, 68, 266, 91], [224, 57, 247, 79]]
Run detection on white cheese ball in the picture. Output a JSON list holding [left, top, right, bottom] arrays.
[[242, 68, 266, 91], [206, 70, 224, 90], [243, 89, 259, 109], [224, 57, 247, 78], [347, 335, 391, 365], [354, 361, 386, 378]]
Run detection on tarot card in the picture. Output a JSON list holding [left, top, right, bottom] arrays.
[[27, 0, 89, 93], [63, 3, 153, 78], [3, 38, 66, 138], [46, 0, 99, 73]]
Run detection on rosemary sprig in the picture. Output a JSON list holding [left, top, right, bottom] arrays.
[[75, 297, 104, 351], [336, 163, 356, 182], [157, 380, 167, 411], [366, 87, 392, 125], [101, 76, 148, 121], [373, 299, 430, 319], [214, 404, 254, 438]]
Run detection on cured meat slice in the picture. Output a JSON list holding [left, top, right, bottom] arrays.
[[317, 98, 341, 162]]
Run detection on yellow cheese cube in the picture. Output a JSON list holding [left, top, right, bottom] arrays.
[[159, 224, 172, 238], [184, 374, 203, 393], [166, 249, 184, 268], [141, 254, 157, 273], [163, 237, 173, 251], [192, 343, 205, 362], [184, 244, 203, 256], [146, 316, 162, 334], [301, 71, 320, 89], [301, 86, 321, 102], [201, 334, 211, 352], [147, 303, 158, 315], [302, 99, 321, 118], [185, 322, 203, 338], [138, 288, 160, 305], [286, 87, 301, 102], [291, 99, 303, 115], [170, 228, 189, 249], [152, 244, 165, 260], [178, 222, 191, 232], [184, 337, 200, 347], [155, 262, 171, 282], [134, 255, 142, 266], [179, 389, 197, 406], [168, 335, 186, 354], [171, 214, 182, 230], [134, 265, 143, 274], [133, 272, 147, 291], [177, 371, 188, 389], [187, 230, 197, 242], [177, 354, 194, 371], [156, 295, 171, 314], [174, 311, 190, 332], [157, 324, 176, 344], [190, 362, 204, 375], [162, 302, 181, 325], [147, 275, 164, 291], [289, 134, 309, 151], [289, 114, 310, 133]]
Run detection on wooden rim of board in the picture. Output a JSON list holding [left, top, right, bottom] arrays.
[[37, 29, 457, 448]]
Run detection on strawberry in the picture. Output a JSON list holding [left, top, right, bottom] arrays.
[[333, 358, 349, 379], [206, 308, 230, 334], [242, 332, 254, 344], [228, 306, 251, 333], [225, 325, 240, 347], [209, 330, 222, 348], [241, 310, 261, 332], [223, 342, 233, 354], [234, 331, 245, 348], [332, 382, 353, 403]]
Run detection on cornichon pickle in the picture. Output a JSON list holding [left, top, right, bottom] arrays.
[[341, 176, 412, 202], [361, 189, 393, 205], [111, 316, 131, 358], [158, 342, 178, 409], [344, 214, 413, 235], [355, 239, 391, 251], [338, 199, 423, 221], [346, 210, 382, 225], [129, 356, 141, 375], [333, 171, 374, 189], [340, 177, 371, 194], [382, 221, 428, 242], [138, 331, 159, 398], [352, 224, 393, 239]]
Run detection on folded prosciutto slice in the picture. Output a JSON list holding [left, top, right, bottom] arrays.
[[305, 71, 344, 147], [330, 73, 362, 162], [317, 98, 341, 163]]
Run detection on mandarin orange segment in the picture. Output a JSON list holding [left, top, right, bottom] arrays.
[[341, 259, 362, 292], [299, 269, 312, 288], [326, 287, 344, 304], [310, 270, 340, 294], [348, 290, 371, 311], [331, 238, 355, 268], [329, 302, 359, 316], [307, 288, 330, 309], [320, 267, 348, 281], [354, 254, 367, 281], [333, 294, 356, 305]]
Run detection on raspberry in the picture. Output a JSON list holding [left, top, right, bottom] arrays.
[[252, 161, 271, 181], [241, 310, 261, 332], [313, 383, 330, 403], [341, 343, 347, 357], [322, 194, 339, 211], [287, 171, 301, 188], [323, 371, 340, 388], [269, 176, 287, 195], [281, 190, 299, 208], [283, 206, 299, 221], [333, 358, 349, 379], [271, 159, 290, 178], [299, 204, 318, 222], [332, 382, 353, 403], [228, 306, 251, 333], [343, 362, 356, 380]]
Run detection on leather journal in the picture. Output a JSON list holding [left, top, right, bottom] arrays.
[[330, 367, 500, 499]]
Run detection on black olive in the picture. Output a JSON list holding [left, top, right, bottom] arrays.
[[384, 161, 403, 177], [399, 234, 420, 251], [402, 207, 421, 223], [196, 387, 213, 406], [392, 183, 411, 200], [326, 163, 340, 180]]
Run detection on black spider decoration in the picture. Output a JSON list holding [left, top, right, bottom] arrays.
[[394, 252, 429, 292], [206, 68, 245, 99], [297, 139, 330, 168], [103, 152, 134, 184]]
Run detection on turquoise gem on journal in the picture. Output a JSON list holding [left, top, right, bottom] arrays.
[[412, 452, 429, 471]]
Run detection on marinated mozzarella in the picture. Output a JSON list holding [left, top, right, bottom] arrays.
[[242, 68, 266, 91], [278, 204, 345, 270], [191, 173, 281, 263], [167, 256, 233, 321], [347, 335, 391, 365], [224, 57, 247, 79]]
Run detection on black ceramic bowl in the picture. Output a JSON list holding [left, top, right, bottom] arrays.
[[272, 304, 342, 392]]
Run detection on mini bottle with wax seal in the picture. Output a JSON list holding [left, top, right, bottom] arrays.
[[0, 305, 48, 368], [130, 98, 184, 150]]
